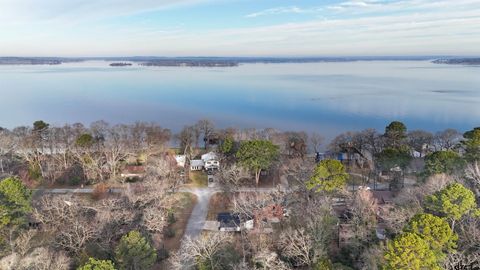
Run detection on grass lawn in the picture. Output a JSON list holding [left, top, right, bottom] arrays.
[[188, 171, 208, 187]]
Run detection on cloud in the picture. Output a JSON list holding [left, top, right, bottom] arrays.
[[245, 6, 322, 18], [0, 0, 210, 23], [0, 0, 479, 56], [327, 0, 385, 11]]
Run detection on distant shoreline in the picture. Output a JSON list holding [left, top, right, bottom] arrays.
[[0, 56, 479, 67]]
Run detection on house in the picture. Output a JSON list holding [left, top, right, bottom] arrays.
[[120, 165, 146, 179], [175, 155, 186, 167], [205, 160, 220, 171], [201, 151, 217, 161], [190, 159, 204, 171], [202, 151, 220, 171], [217, 213, 241, 232], [371, 190, 394, 205]]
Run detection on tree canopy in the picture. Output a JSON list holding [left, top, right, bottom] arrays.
[[462, 127, 480, 162], [76, 133, 95, 148], [78, 258, 116, 270], [375, 147, 411, 170], [219, 135, 234, 156], [425, 183, 479, 229], [306, 159, 348, 193], [33, 120, 49, 132], [423, 150, 464, 176], [236, 140, 279, 186], [0, 177, 32, 229], [383, 232, 441, 270], [403, 213, 457, 254], [384, 121, 407, 148], [115, 230, 157, 270]]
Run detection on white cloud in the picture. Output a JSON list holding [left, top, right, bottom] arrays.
[[0, 0, 210, 23], [0, 0, 479, 56], [245, 6, 322, 18]]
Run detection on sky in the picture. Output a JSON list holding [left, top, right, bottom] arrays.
[[0, 0, 479, 56]]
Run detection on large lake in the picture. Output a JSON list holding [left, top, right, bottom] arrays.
[[0, 61, 479, 138]]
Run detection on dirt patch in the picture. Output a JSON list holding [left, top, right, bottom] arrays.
[[161, 192, 197, 251], [154, 192, 197, 270], [207, 193, 233, 220]]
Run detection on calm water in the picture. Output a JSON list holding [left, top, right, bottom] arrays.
[[0, 61, 479, 138]]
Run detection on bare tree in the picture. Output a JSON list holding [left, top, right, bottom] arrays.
[[218, 164, 250, 192], [465, 161, 480, 197], [102, 124, 132, 179], [349, 188, 378, 239], [443, 251, 480, 270], [176, 125, 196, 157], [16, 247, 71, 270], [253, 249, 291, 270], [34, 196, 101, 253], [169, 233, 233, 270], [434, 128, 461, 151], [278, 227, 319, 267], [359, 244, 386, 270], [407, 130, 434, 157], [196, 119, 215, 149], [309, 132, 323, 153], [456, 216, 480, 253]]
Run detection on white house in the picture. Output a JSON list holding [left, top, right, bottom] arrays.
[[205, 160, 220, 170], [201, 152, 218, 162], [175, 155, 186, 167], [202, 152, 219, 170], [190, 159, 204, 171]]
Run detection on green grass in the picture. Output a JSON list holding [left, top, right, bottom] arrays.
[[188, 171, 208, 187]]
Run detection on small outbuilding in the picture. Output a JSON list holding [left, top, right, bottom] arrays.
[[217, 213, 241, 232]]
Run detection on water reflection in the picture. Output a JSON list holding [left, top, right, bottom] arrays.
[[0, 61, 478, 138]]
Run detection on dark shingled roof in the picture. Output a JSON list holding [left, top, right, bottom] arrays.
[[217, 213, 240, 228]]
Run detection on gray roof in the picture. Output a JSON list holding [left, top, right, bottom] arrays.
[[190, 159, 204, 167]]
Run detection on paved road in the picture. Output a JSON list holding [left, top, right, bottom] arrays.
[[33, 188, 123, 194], [181, 188, 218, 241]]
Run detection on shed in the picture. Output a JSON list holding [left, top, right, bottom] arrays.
[[217, 213, 241, 232]]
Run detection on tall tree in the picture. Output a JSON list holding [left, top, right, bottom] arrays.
[[305, 159, 348, 193], [310, 132, 324, 153], [461, 127, 480, 162], [384, 121, 407, 148], [78, 258, 116, 270], [425, 183, 479, 230], [423, 150, 464, 176], [407, 130, 433, 157], [175, 125, 196, 157], [236, 140, 279, 186], [375, 148, 411, 171], [196, 119, 215, 149], [0, 129, 15, 174], [115, 230, 157, 270], [403, 213, 457, 256], [0, 177, 32, 231], [433, 129, 461, 151], [383, 232, 441, 270], [33, 120, 49, 133]]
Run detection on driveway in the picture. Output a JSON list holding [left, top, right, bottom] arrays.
[[181, 188, 218, 240]]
